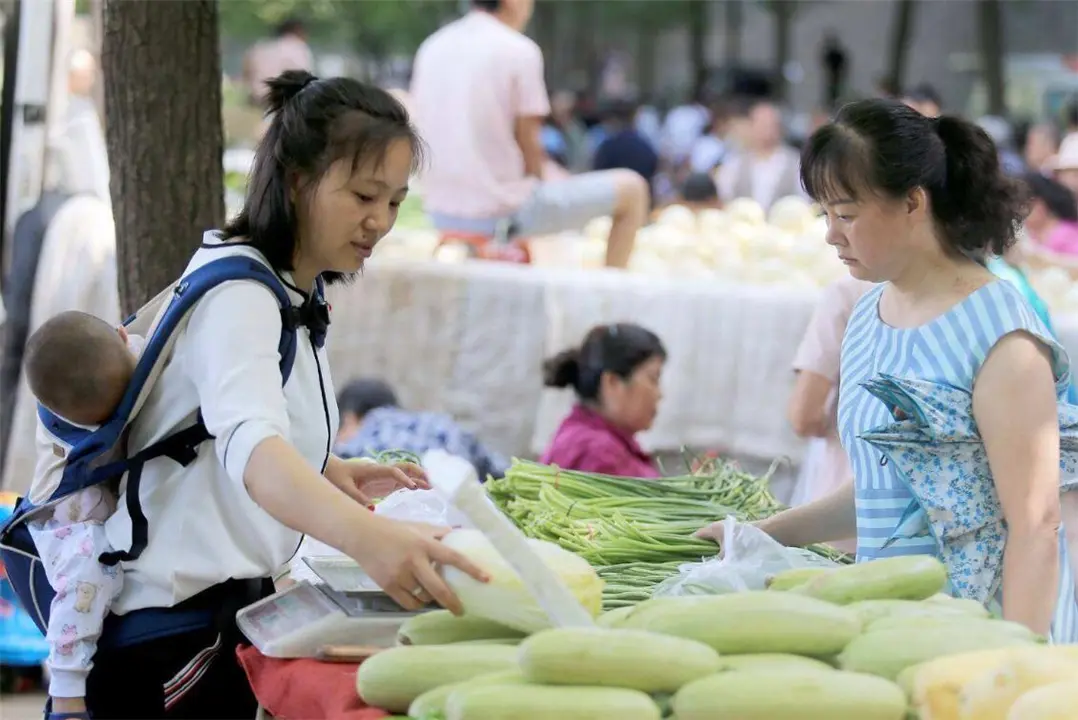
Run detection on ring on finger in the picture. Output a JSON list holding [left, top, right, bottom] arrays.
[[410, 586, 427, 599]]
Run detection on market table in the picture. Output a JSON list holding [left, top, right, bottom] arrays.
[[325, 260, 817, 467], [326, 259, 1078, 471], [238, 646, 388, 720]]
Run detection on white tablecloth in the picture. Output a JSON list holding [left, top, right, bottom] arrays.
[[327, 261, 817, 464], [325, 261, 1078, 468], [325, 262, 549, 460]]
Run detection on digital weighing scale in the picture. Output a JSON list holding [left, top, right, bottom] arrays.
[[236, 556, 431, 659]]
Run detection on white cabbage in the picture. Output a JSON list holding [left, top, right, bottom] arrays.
[[440, 528, 604, 634]]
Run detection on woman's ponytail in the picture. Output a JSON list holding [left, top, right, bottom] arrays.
[[932, 115, 1027, 258], [263, 70, 318, 116], [543, 349, 581, 390]]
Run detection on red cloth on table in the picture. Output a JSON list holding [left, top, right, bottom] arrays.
[[236, 645, 390, 720]]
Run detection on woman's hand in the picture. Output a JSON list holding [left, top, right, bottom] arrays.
[[694, 518, 769, 547], [694, 481, 857, 549], [345, 514, 488, 613], [245, 438, 483, 616], [400, 521, 458, 539], [326, 456, 430, 504], [694, 520, 725, 543]]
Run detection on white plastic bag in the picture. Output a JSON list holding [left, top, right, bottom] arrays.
[[373, 488, 472, 527], [373, 450, 486, 528], [288, 452, 477, 583], [652, 515, 840, 597]]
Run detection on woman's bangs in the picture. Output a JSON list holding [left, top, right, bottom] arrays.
[[800, 130, 870, 205]]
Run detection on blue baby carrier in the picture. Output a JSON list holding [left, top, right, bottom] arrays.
[[0, 252, 329, 648]]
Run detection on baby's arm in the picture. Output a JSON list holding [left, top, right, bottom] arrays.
[[29, 488, 123, 700]]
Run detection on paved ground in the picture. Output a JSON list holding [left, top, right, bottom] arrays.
[[1, 692, 45, 719]]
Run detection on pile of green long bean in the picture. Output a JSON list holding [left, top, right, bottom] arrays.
[[487, 459, 851, 609], [597, 561, 685, 608]]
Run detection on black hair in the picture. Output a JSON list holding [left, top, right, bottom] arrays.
[[1025, 172, 1078, 222], [473, 0, 501, 10], [681, 173, 719, 203], [728, 69, 773, 100], [337, 378, 399, 418], [221, 70, 423, 286], [543, 323, 666, 402], [800, 98, 1028, 259], [24, 310, 133, 424], [275, 17, 306, 37]]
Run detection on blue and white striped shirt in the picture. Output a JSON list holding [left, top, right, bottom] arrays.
[[839, 279, 1078, 643]]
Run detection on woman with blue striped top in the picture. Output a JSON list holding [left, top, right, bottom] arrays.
[[699, 99, 1078, 642]]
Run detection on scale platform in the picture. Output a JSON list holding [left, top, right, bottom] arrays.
[[236, 556, 432, 658]]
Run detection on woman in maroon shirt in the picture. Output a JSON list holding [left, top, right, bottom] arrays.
[[540, 323, 666, 478]]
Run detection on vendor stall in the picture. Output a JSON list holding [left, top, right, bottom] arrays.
[[239, 457, 1078, 719]]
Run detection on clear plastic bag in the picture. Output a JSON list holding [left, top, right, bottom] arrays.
[[373, 488, 473, 527], [373, 450, 482, 528], [289, 452, 478, 584], [652, 515, 841, 597]]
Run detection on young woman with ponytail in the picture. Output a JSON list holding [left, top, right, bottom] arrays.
[[79, 71, 487, 717]]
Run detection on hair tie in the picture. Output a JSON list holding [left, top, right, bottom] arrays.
[[294, 75, 319, 100]]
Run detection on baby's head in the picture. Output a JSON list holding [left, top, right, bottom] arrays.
[[24, 311, 136, 425]]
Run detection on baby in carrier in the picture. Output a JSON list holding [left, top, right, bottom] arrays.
[[22, 310, 144, 715]]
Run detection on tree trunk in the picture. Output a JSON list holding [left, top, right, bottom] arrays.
[[636, 14, 658, 100], [771, 1, 796, 102], [583, 2, 604, 99], [724, 0, 743, 68], [102, 0, 224, 316], [977, 0, 1006, 116], [530, 0, 558, 89], [551, 4, 579, 91], [90, 0, 106, 122], [884, 0, 916, 97], [688, 0, 708, 87]]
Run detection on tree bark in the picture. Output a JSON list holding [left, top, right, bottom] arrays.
[[688, 0, 708, 87], [723, 0, 743, 68], [884, 0, 916, 98], [102, 0, 224, 316], [770, 0, 796, 103], [977, 0, 1006, 116], [636, 13, 658, 100]]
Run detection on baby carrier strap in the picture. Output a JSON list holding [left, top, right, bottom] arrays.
[[0, 255, 329, 645], [95, 257, 325, 566]]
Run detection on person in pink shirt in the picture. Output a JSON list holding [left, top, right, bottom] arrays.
[[787, 275, 872, 553], [409, 0, 649, 268], [1023, 171, 1078, 257], [541, 324, 665, 478]]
